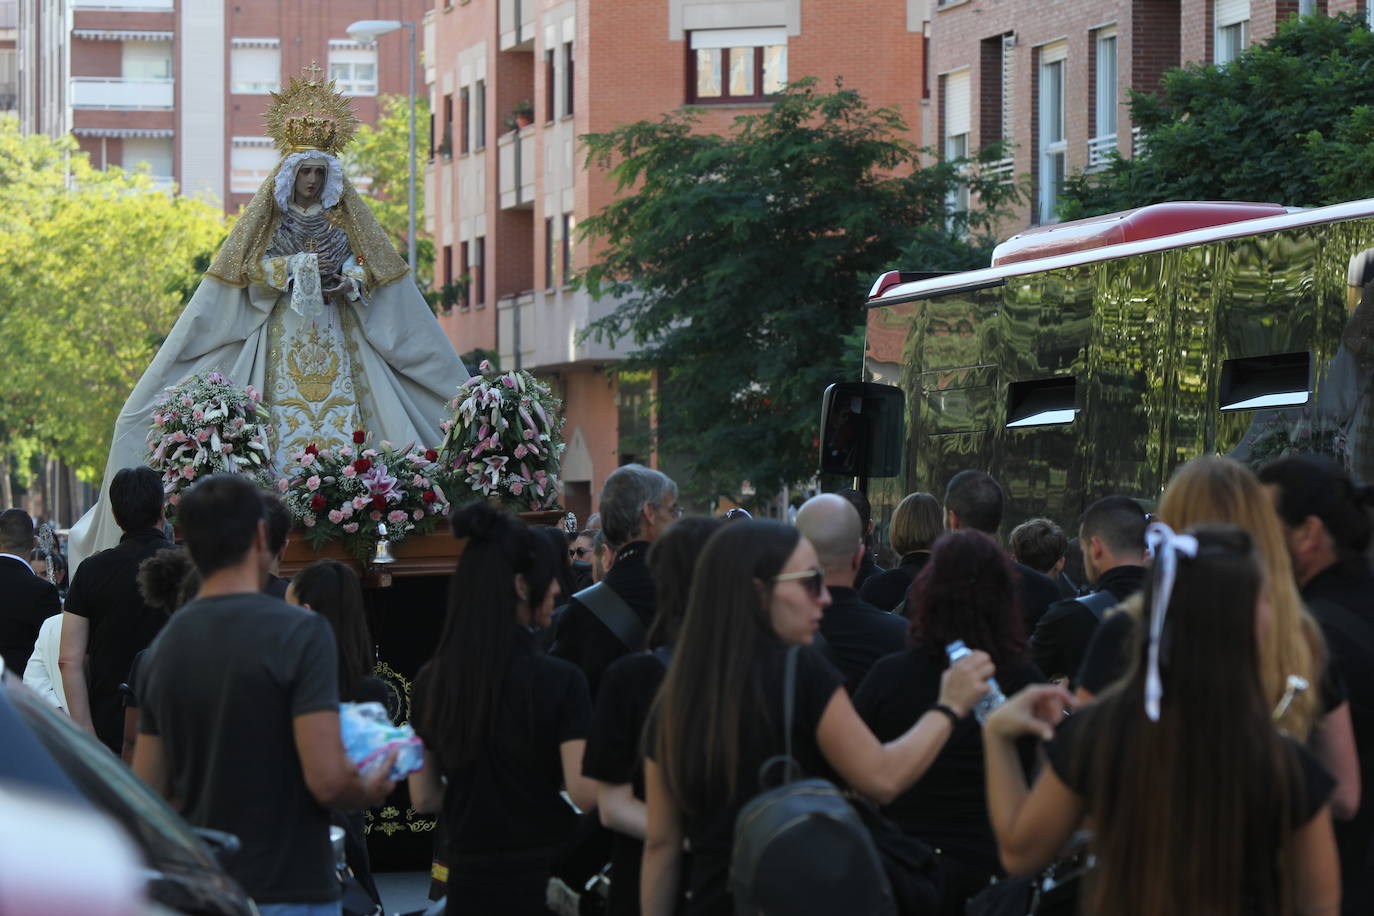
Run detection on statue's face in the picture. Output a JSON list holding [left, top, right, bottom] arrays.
[[293, 161, 327, 206]]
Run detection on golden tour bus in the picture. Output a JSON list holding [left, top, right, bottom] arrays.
[[822, 199, 1374, 540]]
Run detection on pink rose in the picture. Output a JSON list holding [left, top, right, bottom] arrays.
[[342, 465, 357, 479], [510, 480, 524, 496], [413, 509, 425, 521], [387, 510, 407, 524], [306, 475, 321, 491], [339, 503, 354, 518], [303, 515, 317, 528], [353, 496, 369, 510], [300, 453, 315, 467], [342, 522, 359, 533], [339, 446, 354, 458], [276, 478, 290, 492], [328, 509, 344, 524]]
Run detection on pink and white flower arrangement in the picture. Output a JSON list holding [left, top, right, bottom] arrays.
[[440, 361, 566, 511], [145, 371, 275, 521], [281, 432, 450, 561]]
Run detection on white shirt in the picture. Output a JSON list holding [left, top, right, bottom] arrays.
[[23, 614, 67, 713]]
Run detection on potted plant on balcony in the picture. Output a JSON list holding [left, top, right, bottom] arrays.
[[503, 99, 535, 132]]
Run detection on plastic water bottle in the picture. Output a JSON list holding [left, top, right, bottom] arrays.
[[946, 639, 1006, 724]]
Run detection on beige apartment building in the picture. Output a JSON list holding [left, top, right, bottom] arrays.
[[424, 0, 928, 518], [13, 0, 425, 210]]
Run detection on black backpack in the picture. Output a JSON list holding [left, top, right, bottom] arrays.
[[730, 646, 898, 916]]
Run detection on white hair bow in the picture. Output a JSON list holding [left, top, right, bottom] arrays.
[[1143, 521, 1198, 722]]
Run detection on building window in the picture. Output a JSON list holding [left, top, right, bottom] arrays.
[[563, 40, 575, 116], [329, 45, 378, 96], [1090, 29, 1117, 170], [123, 137, 173, 181], [687, 28, 786, 104], [473, 81, 487, 150], [561, 212, 573, 284], [473, 236, 486, 306], [459, 241, 471, 309], [122, 40, 172, 80], [459, 87, 470, 154], [1037, 43, 1067, 224], [544, 49, 556, 122], [1214, 0, 1250, 65], [1298, 0, 1316, 15], [230, 139, 276, 193], [545, 216, 557, 289], [942, 69, 971, 218], [441, 93, 453, 157], [230, 44, 280, 95]]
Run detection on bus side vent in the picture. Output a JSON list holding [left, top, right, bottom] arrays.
[[1006, 377, 1079, 428], [1218, 352, 1311, 412]]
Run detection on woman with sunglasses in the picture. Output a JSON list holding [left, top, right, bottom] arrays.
[[641, 519, 993, 916], [983, 524, 1340, 916]]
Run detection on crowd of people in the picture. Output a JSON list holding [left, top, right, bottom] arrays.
[[1, 452, 1372, 916]]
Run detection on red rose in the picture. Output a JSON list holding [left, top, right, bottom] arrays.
[[352, 430, 366, 444], [310, 494, 326, 512], [424, 449, 439, 462], [304, 443, 319, 455], [422, 490, 437, 503], [353, 457, 372, 474], [371, 494, 388, 511]]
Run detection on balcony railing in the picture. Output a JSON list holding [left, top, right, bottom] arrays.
[[72, 76, 174, 110], [73, 0, 174, 9], [1087, 133, 1117, 172], [983, 156, 1015, 185], [497, 127, 534, 210]]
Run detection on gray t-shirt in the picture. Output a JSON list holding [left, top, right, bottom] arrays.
[[139, 592, 340, 904]]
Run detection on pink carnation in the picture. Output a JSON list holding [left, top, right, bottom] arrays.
[[303, 516, 317, 528], [342, 522, 359, 533], [370, 510, 383, 521], [276, 477, 290, 492], [306, 475, 322, 491], [353, 496, 369, 510], [180, 466, 196, 480], [195, 429, 212, 443], [342, 465, 357, 479], [510, 480, 524, 496], [168, 493, 180, 506], [328, 509, 345, 524], [413, 509, 425, 521], [387, 510, 407, 525], [300, 453, 316, 467]]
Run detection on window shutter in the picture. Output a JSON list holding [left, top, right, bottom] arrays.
[[1215, 0, 1250, 27], [690, 27, 786, 50], [944, 69, 970, 139]]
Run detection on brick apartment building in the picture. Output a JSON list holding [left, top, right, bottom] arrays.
[[424, 0, 926, 518], [929, 0, 1374, 229], [13, 0, 425, 211]]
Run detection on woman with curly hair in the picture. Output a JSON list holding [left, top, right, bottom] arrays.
[[853, 529, 1044, 915]]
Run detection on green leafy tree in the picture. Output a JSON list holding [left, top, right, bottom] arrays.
[[578, 80, 1019, 502], [0, 117, 226, 482], [346, 94, 434, 288], [1060, 13, 1374, 220]]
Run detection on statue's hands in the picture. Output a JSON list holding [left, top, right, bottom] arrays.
[[323, 273, 351, 303]]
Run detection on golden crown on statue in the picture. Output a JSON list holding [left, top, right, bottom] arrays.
[[264, 62, 360, 156]]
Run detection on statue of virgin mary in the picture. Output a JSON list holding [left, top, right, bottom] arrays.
[[69, 67, 468, 569]]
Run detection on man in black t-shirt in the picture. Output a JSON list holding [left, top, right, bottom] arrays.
[[1030, 496, 1147, 684], [553, 464, 678, 697], [943, 470, 1064, 634], [59, 467, 172, 754], [133, 475, 395, 911], [796, 493, 906, 693]]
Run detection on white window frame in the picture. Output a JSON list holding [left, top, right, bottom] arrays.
[[1214, 0, 1251, 65], [1090, 29, 1117, 171], [230, 137, 276, 193], [230, 43, 280, 95], [1038, 42, 1067, 225], [942, 68, 971, 219], [328, 43, 378, 97], [688, 27, 788, 102]]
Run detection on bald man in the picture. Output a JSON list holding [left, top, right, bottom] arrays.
[[795, 494, 907, 693]]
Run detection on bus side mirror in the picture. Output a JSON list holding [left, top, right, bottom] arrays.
[[819, 382, 905, 479]]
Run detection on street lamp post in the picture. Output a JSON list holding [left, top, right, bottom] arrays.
[[346, 19, 417, 281]]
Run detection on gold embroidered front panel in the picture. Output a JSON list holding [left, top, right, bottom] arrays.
[[264, 298, 361, 459]]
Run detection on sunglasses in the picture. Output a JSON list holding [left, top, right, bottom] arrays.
[[771, 567, 826, 597], [569, 547, 592, 559]]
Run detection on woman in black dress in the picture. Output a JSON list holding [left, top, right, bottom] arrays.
[[853, 529, 1043, 914], [984, 524, 1340, 916], [408, 503, 597, 915]]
